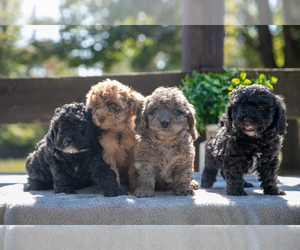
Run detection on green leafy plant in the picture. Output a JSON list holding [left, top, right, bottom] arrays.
[[178, 66, 278, 134]]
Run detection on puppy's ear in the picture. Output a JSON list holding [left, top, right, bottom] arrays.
[[47, 129, 56, 153], [186, 104, 198, 141], [274, 95, 287, 135], [46, 106, 63, 153], [135, 101, 148, 135], [54, 107, 61, 116], [226, 107, 233, 133], [128, 92, 145, 115], [85, 89, 93, 109], [86, 107, 93, 121], [46, 120, 57, 153]]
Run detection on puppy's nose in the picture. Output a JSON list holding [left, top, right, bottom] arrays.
[[160, 120, 170, 128], [63, 137, 72, 146], [244, 118, 253, 124], [98, 116, 106, 123]]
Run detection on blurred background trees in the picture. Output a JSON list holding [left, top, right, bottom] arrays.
[[1, 24, 300, 78], [0, 0, 300, 162]]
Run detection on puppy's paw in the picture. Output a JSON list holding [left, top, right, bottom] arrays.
[[264, 187, 286, 196], [201, 180, 214, 189], [54, 187, 76, 194], [24, 183, 38, 192], [24, 182, 51, 191], [173, 188, 195, 196], [104, 188, 128, 197], [244, 181, 254, 188], [227, 188, 247, 196], [134, 188, 155, 198], [190, 179, 199, 190]]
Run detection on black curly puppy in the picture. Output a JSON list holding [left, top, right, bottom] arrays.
[[201, 85, 287, 196], [24, 103, 127, 197]]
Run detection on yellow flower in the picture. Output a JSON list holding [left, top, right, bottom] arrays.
[[240, 72, 247, 80], [270, 76, 278, 83], [266, 82, 273, 90], [231, 78, 240, 85], [228, 85, 234, 91], [259, 74, 265, 80], [243, 79, 251, 85]]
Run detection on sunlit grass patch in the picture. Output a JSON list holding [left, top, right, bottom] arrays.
[[0, 158, 26, 173]]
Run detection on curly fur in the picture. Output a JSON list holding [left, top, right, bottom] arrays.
[[134, 87, 199, 198], [86, 79, 145, 191], [25, 103, 127, 197], [201, 85, 287, 196]]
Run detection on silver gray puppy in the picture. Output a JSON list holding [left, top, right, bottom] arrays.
[[134, 87, 199, 198]]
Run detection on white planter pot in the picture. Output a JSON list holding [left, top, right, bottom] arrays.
[[199, 139, 207, 173], [205, 124, 219, 139]]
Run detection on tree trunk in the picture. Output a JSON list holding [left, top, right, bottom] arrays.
[[284, 26, 300, 68], [256, 26, 277, 68]]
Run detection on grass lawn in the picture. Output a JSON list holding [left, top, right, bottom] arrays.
[[0, 158, 26, 173]]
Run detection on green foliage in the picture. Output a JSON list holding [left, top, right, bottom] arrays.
[[54, 25, 182, 73], [0, 25, 182, 77], [57, 0, 181, 26], [0, 26, 23, 76], [224, 25, 300, 68], [2, 25, 300, 77], [0, 0, 21, 24], [178, 67, 278, 134], [0, 124, 48, 158]]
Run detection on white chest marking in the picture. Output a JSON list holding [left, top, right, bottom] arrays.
[[248, 152, 262, 174]]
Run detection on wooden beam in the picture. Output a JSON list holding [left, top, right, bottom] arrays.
[[0, 72, 187, 124], [0, 69, 299, 124]]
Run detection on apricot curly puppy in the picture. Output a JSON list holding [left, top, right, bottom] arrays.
[[134, 87, 199, 198], [86, 79, 145, 191]]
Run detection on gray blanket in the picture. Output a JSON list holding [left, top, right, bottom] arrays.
[[0, 172, 300, 225]]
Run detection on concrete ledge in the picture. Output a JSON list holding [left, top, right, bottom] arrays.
[[1, 225, 300, 250], [0, 173, 27, 188], [0, 172, 299, 225]]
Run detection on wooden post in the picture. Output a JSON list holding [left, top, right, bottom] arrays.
[[182, 1, 225, 171], [280, 119, 300, 175], [182, 26, 224, 71]]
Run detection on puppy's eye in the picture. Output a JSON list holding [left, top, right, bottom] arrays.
[[77, 123, 84, 129], [174, 109, 182, 116], [150, 108, 158, 115], [110, 104, 117, 109], [258, 105, 264, 110], [109, 103, 121, 112]]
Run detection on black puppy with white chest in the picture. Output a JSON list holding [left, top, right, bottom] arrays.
[[25, 102, 127, 197], [201, 85, 287, 196]]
